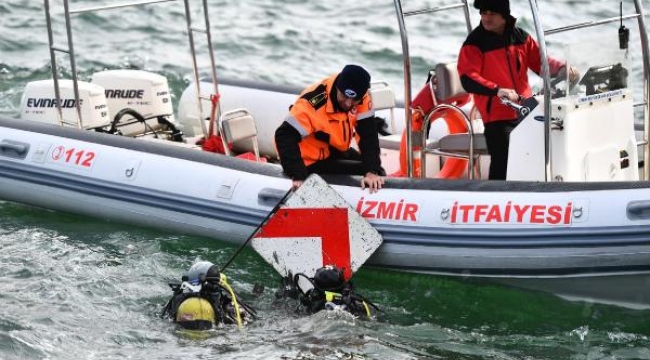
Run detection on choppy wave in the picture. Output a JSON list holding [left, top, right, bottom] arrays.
[[1, 202, 650, 359]]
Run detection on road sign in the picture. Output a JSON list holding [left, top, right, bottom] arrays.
[[252, 174, 383, 291]]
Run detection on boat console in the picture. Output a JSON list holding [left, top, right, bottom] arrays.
[[507, 38, 638, 182]]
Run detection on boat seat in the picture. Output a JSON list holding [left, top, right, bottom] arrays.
[[369, 81, 396, 133], [423, 62, 485, 179], [432, 62, 468, 105], [380, 133, 439, 151], [219, 108, 260, 161], [379, 134, 402, 150], [427, 133, 488, 154]]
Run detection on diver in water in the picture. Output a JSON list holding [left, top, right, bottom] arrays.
[[276, 265, 380, 318], [161, 261, 256, 329]]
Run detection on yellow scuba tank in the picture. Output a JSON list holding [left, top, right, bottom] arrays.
[[175, 296, 216, 330]]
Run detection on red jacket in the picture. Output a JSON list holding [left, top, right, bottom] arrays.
[[457, 20, 565, 123]]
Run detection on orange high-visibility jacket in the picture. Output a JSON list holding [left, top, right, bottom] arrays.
[[285, 74, 375, 166]]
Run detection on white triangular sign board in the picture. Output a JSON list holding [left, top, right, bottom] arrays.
[[252, 174, 383, 291]]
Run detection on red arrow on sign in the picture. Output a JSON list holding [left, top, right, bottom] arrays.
[[255, 208, 352, 280]]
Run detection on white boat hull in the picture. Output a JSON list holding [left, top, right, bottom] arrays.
[[2, 115, 650, 308]]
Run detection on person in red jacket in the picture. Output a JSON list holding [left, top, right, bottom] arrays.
[[274, 65, 385, 193], [457, 0, 578, 179]]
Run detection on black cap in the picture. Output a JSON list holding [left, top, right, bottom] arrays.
[[334, 64, 371, 100], [474, 0, 510, 18]]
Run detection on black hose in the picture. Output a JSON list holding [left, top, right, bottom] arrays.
[[110, 108, 158, 138]]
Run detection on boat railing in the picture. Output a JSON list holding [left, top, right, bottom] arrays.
[[392, 0, 650, 180], [43, 0, 219, 137], [420, 104, 482, 178], [392, 0, 473, 177]]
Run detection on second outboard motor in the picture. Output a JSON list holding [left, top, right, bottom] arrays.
[[92, 69, 178, 138]]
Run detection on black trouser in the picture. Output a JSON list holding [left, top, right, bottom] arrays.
[[483, 119, 519, 180], [306, 148, 367, 175]]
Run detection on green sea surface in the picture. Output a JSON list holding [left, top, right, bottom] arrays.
[[1, 202, 649, 359]]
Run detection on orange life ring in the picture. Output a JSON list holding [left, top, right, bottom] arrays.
[[395, 77, 473, 178], [432, 109, 469, 179], [398, 108, 469, 178]]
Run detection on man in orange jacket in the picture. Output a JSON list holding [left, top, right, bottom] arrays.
[[457, 0, 579, 179], [275, 65, 385, 193]]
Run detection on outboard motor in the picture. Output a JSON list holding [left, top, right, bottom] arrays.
[[91, 69, 181, 139], [20, 79, 110, 129]]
